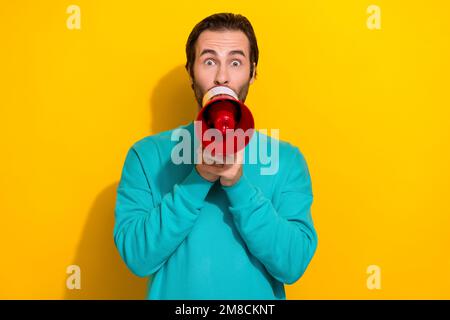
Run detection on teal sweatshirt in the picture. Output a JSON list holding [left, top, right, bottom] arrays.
[[114, 121, 318, 299]]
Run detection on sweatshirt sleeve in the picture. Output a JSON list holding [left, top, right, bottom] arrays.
[[113, 146, 214, 277], [222, 147, 318, 285]]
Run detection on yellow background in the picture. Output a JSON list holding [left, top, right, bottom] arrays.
[[1, 0, 449, 299]]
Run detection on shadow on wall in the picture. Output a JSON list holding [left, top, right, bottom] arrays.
[[149, 64, 198, 134], [65, 182, 148, 299], [64, 65, 198, 299]]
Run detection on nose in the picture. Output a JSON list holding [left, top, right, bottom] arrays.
[[214, 65, 229, 86]]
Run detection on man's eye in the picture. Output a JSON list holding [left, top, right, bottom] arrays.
[[231, 60, 241, 67], [204, 59, 215, 66]]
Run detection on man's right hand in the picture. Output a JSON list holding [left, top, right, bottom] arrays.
[[195, 163, 221, 182]]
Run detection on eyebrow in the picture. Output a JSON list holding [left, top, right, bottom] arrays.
[[199, 49, 246, 58]]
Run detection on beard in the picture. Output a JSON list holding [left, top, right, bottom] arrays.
[[191, 79, 251, 109]]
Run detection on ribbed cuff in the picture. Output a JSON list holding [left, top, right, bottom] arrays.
[[222, 174, 257, 208], [178, 166, 214, 208]]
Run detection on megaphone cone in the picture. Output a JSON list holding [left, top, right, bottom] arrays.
[[196, 86, 255, 160]]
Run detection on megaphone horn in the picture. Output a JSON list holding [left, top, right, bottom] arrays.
[[196, 86, 255, 158]]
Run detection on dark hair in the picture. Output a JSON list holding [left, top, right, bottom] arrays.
[[185, 13, 259, 81]]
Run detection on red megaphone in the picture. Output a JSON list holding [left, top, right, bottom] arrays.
[[196, 86, 254, 159]]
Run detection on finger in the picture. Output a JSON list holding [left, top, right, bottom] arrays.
[[195, 146, 203, 164], [207, 163, 237, 177], [203, 151, 225, 166], [235, 149, 244, 164], [200, 163, 223, 175], [222, 151, 244, 165]]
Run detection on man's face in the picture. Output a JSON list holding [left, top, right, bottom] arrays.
[[190, 30, 256, 109]]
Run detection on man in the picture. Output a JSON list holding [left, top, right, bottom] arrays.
[[114, 13, 318, 300]]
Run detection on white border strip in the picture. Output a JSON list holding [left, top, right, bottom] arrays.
[[202, 86, 239, 107]]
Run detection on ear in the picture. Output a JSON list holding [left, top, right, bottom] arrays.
[[186, 67, 194, 89], [186, 67, 193, 84], [249, 62, 256, 85]]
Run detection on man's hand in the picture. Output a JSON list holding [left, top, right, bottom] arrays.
[[195, 148, 243, 186]]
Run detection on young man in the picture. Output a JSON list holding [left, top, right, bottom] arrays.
[[114, 13, 318, 300]]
